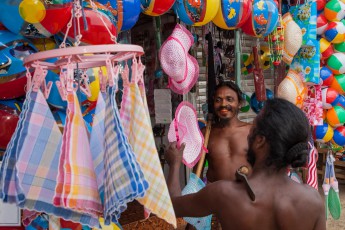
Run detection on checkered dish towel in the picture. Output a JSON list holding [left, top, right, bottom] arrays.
[[120, 82, 176, 227], [1, 89, 100, 228], [103, 85, 148, 224], [54, 92, 102, 217]]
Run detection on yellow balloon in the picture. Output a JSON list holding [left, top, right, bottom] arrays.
[[194, 0, 220, 26], [19, 0, 46, 24]]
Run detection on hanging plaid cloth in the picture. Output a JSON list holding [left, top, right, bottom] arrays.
[[120, 72, 176, 227], [89, 91, 107, 202], [55, 92, 102, 217], [1, 87, 100, 228], [103, 78, 148, 224]]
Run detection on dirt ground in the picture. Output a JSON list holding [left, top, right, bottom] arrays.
[[320, 179, 345, 229]]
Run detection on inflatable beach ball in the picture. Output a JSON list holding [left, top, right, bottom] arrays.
[[332, 126, 345, 146], [141, 0, 175, 16], [324, 0, 345, 22], [327, 53, 345, 74], [324, 20, 345, 44], [322, 87, 339, 109], [313, 123, 334, 143], [317, 0, 327, 11], [320, 66, 334, 86], [320, 38, 334, 60], [173, 0, 220, 26], [0, 0, 72, 38], [98, 0, 141, 31], [241, 53, 253, 75], [250, 89, 274, 114], [317, 13, 328, 35], [327, 105, 345, 127], [212, 0, 252, 30], [334, 41, 345, 52], [62, 1, 117, 45], [0, 30, 37, 99], [331, 73, 345, 94], [241, 0, 279, 38]]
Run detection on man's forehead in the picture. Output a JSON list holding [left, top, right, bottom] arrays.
[[215, 87, 237, 96]]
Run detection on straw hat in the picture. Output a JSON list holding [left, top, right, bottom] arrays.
[[282, 13, 302, 64], [159, 24, 199, 95], [277, 69, 307, 108], [168, 102, 205, 168]]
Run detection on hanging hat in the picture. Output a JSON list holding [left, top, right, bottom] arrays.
[[282, 12, 302, 65], [168, 102, 205, 168], [277, 69, 307, 108], [159, 24, 199, 95]]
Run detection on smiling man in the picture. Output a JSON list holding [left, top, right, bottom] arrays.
[[202, 81, 252, 182]]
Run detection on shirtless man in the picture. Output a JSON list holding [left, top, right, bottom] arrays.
[[166, 98, 326, 230], [203, 81, 252, 182]]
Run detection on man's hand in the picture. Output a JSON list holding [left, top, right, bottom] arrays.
[[165, 142, 185, 167]]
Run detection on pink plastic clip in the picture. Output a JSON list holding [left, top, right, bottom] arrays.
[[122, 64, 130, 86], [56, 71, 67, 101], [137, 57, 146, 85], [41, 79, 53, 99], [131, 57, 138, 83], [105, 59, 115, 87], [99, 68, 107, 93], [32, 64, 48, 93]]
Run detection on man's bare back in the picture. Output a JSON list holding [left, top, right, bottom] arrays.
[[204, 121, 252, 182]]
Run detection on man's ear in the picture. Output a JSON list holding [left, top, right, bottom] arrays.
[[255, 135, 266, 149]]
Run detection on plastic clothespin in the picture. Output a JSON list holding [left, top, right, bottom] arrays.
[[41, 79, 53, 99], [32, 63, 48, 93], [25, 66, 32, 92], [122, 63, 130, 86], [56, 71, 67, 101], [105, 59, 114, 87], [78, 71, 91, 98], [99, 67, 107, 93], [131, 57, 138, 83]]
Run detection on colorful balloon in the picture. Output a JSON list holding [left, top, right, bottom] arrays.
[[317, 13, 328, 35], [19, 0, 46, 24], [241, 0, 279, 38], [324, 0, 345, 21], [332, 126, 345, 146], [313, 123, 334, 143], [327, 53, 345, 74], [322, 87, 339, 109], [0, 30, 37, 99], [98, 0, 141, 31], [142, 0, 176, 16], [324, 20, 345, 44], [320, 66, 334, 86], [320, 37, 334, 60], [0, 0, 72, 38], [327, 105, 345, 127], [331, 74, 345, 94], [212, 0, 252, 30], [173, 0, 220, 26], [250, 89, 274, 114]]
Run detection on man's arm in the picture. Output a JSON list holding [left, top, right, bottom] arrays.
[[165, 142, 222, 218]]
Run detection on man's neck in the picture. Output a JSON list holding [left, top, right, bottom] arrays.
[[214, 116, 240, 128]]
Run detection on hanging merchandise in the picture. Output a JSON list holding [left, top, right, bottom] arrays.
[[120, 57, 177, 227], [326, 105, 345, 127], [62, 0, 117, 45], [173, 0, 220, 26], [252, 46, 266, 102], [324, 0, 345, 22], [288, 0, 320, 85], [250, 89, 274, 114], [98, 0, 141, 31], [266, 13, 284, 66], [141, 0, 176, 16], [320, 66, 334, 86], [212, 0, 252, 30], [0, 0, 72, 38], [168, 102, 206, 168], [241, 53, 254, 75], [241, 0, 279, 38], [277, 69, 307, 109], [317, 13, 328, 35], [306, 141, 318, 190], [320, 38, 334, 60], [313, 123, 334, 143], [327, 52, 345, 75], [0, 30, 38, 100], [159, 24, 199, 95], [302, 85, 323, 126], [321, 87, 339, 109], [281, 12, 302, 65]]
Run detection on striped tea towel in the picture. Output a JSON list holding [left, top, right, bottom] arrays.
[[15, 90, 100, 228], [307, 142, 318, 190], [103, 85, 148, 224], [120, 82, 176, 227], [57, 92, 102, 216]]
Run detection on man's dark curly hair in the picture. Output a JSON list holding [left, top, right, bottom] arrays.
[[253, 98, 310, 170]]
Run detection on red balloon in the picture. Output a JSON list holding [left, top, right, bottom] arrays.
[[0, 104, 19, 150]]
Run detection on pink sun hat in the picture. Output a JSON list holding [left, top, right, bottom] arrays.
[[168, 102, 206, 168], [159, 24, 199, 95]]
